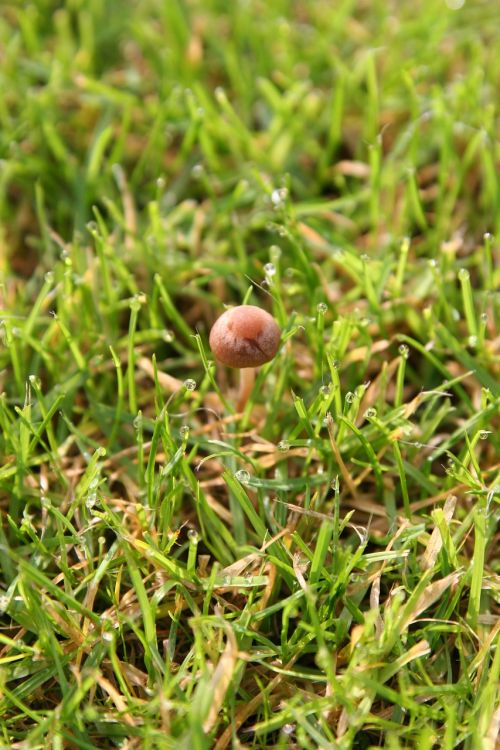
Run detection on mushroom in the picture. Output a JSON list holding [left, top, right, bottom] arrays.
[[209, 305, 281, 412]]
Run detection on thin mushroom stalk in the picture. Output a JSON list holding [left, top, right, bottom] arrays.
[[237, 367, 255, 412], [209, 305, 281, 413]]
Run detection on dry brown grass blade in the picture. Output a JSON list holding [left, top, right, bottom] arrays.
[[138, 357, 187, 394], [214, 665, 296, 750], [326, 412, 359, 502], [95, 673, 136, 726], [202, 624, 240, 733], [113, 163, 137, 250], [486, 705, 500, 750], [400, 571, 462, 631], [421, 494, 457, 570]]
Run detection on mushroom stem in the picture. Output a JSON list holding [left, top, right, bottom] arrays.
[[237, 368, 255, 412]]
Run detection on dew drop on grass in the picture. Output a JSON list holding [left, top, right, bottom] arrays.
[[179, 425, 190, 439], [129, 296, 142, 312], [458, 268, 470, 281], [320, 384, 331, 398], [163, 329, 174, 342], [86, 493, 97, 510], [364, 407, 377, 418], [187, 529, 199, 543], [398, 344, 410, 359], [235, 469, 251, 484], [316, 302, 328, 314], [345, 391, 354, 404], [44, 271, 54, 284], [102, 631, 114, 643], [191, 163, 204, 179], [478, 430, 490, 440], [282, 724, 295, 736], [183, 378, 196, 391], [468, 335, 478, 347], [277, 440, 290, 453], [271, 187, 288, 208], [264, 262, 276, 276], [480, 313, 488, 323], [270, 245, 282, 262], [0, 595, 9, 614]]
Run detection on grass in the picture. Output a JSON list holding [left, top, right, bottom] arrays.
[[0, 0, 499, 748]]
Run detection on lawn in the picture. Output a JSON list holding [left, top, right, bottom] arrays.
[[0, 0, 499, 748]]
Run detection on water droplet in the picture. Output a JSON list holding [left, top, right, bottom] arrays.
[[364, 407, 377, 418], [360, 317, 372, 327], [330, 359, 340, 369], [270, 245, 282, 262], [187, 529, 199, 542], [478, 430, 490, 440], [179, 425, 190, 438], [399, 344, 410, 359], [96, 447, 107, 457], [345, 391, 354, 404], [133, 415, 143, 430], [468, 335, 478, 347], [271, 187, 288, 208], [264, 262, 276, 276], [480, 313, 488, 323], [102, 631, 114, 643], [277, 440, 290, 453], [191, 164, 204, 179], [360, 253, 370, 263], [183, 379, 197, 391], [28, 375, 41, 388], [316, 302, 328, 314], [86, 221, 98, 235], [129, 296, 142, 312], [458, 268, 470, 281], [163, 329, 174, 342], [235, 469, 251, 484], [44, 271, 54, 284], [156, 177, 166, 189], [320, 384, 331, 398], [0, 595, 9, 614], [86, 493, 97, 510], [282, 723, 295, 736], [428, 258, 438, 268]]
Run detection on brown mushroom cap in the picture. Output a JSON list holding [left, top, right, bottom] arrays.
[[209, 305, 281, 368]]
